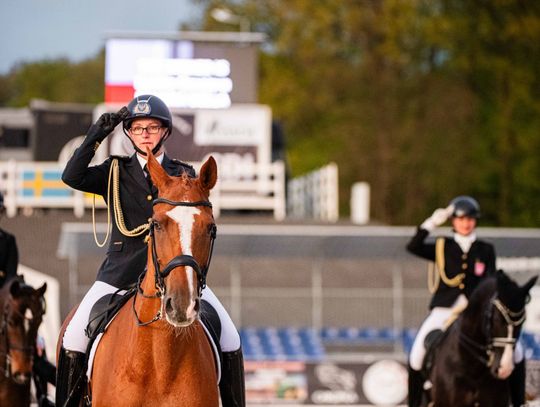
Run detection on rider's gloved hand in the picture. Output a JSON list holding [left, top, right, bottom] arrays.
[[86, 106, 129, 143], [421, 205, 454, 231]]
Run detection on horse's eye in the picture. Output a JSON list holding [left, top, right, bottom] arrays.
[[154, 221, 162, 231]]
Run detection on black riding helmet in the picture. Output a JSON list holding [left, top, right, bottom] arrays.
[[122, 94, 173, 156], [450, 195, 481, 219]]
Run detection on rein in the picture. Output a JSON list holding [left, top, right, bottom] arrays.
[[132, 197, 217, 326], [459, 295, 525, 368]]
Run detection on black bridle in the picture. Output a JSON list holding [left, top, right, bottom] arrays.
[[459, 295, 526, 368], [133, 197, 217, 326], [0, 297, 45, 379]]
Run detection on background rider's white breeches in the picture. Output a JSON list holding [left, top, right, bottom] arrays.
[[62, 282, 240, 354], [409, 306, 455, 370]]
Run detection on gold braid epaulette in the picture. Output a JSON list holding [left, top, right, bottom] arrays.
[[428, 237, 466, 294]]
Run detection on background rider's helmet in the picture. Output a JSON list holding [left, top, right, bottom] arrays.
[[449, 195, 481, 218], [122, 94, 173, 155]]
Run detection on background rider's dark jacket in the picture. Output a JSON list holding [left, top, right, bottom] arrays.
[[0, 228, 18, 286], [61, 133, 195, 288], [406, 227, 496, 309]]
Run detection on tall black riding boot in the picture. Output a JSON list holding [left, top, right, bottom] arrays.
[[408, 364, 424, 407], [55, 348, 86, 407], [509, 359, 526, 407], [219, 348, 246, 407]]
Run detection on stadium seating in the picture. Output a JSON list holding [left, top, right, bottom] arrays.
[[240, 327, 540, 361]]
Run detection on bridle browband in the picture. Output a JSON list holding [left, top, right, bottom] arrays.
[[133, 197, 217, 326], [459, 295, 526, 368]]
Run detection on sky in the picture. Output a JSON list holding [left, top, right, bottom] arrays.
[[0, 0, 203, 74]]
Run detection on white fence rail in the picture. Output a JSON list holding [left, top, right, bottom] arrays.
[[287, 163, 339, 222], [0, 159, 286, 220]]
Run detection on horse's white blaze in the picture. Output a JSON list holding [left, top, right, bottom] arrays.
[[167, 206, 201, 318], [24, 309, 32, 333], [497, 325, 514, 379]]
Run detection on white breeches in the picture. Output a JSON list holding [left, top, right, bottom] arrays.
[[409, 294, 524, 370], [63, 281, 240, 353]]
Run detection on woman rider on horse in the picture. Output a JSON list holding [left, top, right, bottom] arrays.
[[57, 95, 245, 407], [406, 196, 526, 407]]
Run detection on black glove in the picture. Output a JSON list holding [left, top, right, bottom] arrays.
[[86, 106, 130, 143]]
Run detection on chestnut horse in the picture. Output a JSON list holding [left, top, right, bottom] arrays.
[[87, 153, 219, 406], [0, 276, 47, 407], [427, 270, 537, 407]]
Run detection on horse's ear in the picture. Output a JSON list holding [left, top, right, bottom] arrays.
[[522, 275, 538, 294], [199, 156, 217, 191], [9, 279, 21, 298], [146, 147, 170, 191], [36, 283, 47, 296]]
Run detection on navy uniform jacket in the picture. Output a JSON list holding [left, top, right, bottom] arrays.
[[406, 227, 496, 309], [0, 228, 18, 287], [62, 135, 195, 288]]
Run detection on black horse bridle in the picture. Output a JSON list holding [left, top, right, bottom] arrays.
[[0, 298, 45, 379], [459, 295, 526, 368], [133, 197, 217, 326]]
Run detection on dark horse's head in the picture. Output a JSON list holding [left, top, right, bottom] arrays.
[[463, 270, 536, 380], [146, 149, 217, 328], [0, 276, 46, 384]]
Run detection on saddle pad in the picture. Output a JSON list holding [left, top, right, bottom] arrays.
[[86, 302, 222, 383]]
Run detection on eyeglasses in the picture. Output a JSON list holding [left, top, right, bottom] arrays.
[[130, 125, 162, 135]]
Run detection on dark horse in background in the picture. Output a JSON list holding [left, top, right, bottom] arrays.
[[427, 270, 537, 407], [0, 276, 47, 407]]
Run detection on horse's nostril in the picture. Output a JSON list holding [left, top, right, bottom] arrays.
[[13, 372, 30, 384], [194, 298, 200, 312], [165, 297, 174, 315]]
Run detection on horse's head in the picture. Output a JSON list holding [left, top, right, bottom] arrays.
[[145, 149, 217, 328], [485, 270, 538, 379], [0, 276, 46, 384]]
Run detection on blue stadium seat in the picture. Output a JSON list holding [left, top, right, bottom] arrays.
[[240, 326, 326, 361], [241, 327, 540, 361]]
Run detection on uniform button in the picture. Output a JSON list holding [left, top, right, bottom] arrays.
[[462, 254, 467, 260], [147, 195, 152, 201], [461, 263, 468, 270]]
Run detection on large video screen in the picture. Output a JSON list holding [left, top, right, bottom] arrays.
[[105, 35, 260, 109]]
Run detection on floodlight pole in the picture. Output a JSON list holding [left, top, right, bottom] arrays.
[[210, 7, 251, 32]]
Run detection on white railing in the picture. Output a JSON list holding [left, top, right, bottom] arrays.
[[210, 160, 286, 221], [287, 162, 339, 222], [0, 159, 286, 220]]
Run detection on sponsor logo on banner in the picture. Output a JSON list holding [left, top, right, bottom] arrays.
[[361, 360, 408, 405], [309, 363, 360, 404], [245, 361, 308, 404], [195, 108, 267, 146]]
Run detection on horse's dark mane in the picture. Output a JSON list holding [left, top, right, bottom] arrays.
[[465, 270, 527, 316], [464, 276, 496, 316], [497, 271, 528, 312]]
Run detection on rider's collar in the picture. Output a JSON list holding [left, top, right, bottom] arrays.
[[453, 232, 477, 253], [137, 152, 164, 170]]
